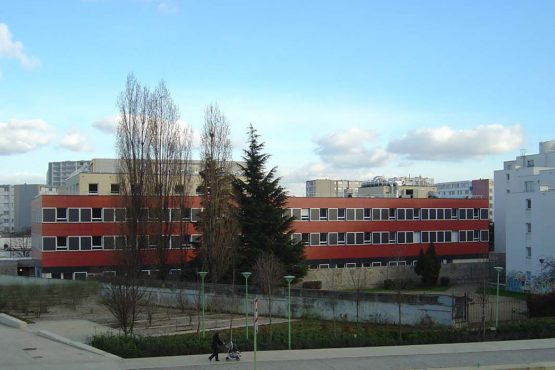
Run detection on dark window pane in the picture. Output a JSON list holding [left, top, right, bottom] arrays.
[[115, 208, 126, 221], [438, 232, 444, 243], [104, 236, 115, 250], [80, 237, 91, 250], [43, 208, 55, 222], [68, 208, 80, 222], [69, 237, 79, 250], [103, 208, 114, 222], [43, 237, 55, 250], [80, 208, 91, 222]]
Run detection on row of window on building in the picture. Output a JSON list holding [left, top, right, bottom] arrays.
[[41, 234, 200, 251], [41, 206, 490, 223], [294, 230, 488, 246], [290, 207, 488, 221], [41, 229, 489, 252]]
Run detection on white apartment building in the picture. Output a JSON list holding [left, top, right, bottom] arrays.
[[0, 185, 15, 234], [47, 160, 90, 187], [494, 140, 555, 286], [436, 179, 494, 220], [436, 180, 472, 197]]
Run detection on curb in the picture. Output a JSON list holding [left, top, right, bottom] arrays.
[[0, 313, 28, 329], [37, 330, 121, 359]]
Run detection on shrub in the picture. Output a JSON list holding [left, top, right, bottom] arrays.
[[383, 279, 394, 290], [527, 292, 555, 317], [91, 318, 555, 358], [439, 277, 450, 287], [302, 281, 322, 290]]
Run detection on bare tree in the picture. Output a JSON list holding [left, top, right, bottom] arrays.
[[145, 81, 191, 280], [101, 277, 145, 336], [198, 104, 238, 283], [5, 231, 32, 257], [114, 74, 192, 334], [253, 253, 285, 340], [117, 74, 193, 279], [117, 74, 151, 279], [322, 269, 341, 337], [348, 267, 367, 338]]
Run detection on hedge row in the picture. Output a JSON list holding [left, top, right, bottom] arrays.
[[91, 318, 555, 358]]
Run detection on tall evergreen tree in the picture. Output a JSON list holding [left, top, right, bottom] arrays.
[[234, 124, 306, 277], [415, 242, 441, 286]]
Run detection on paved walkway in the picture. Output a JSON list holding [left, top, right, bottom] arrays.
[[2, 316, 555, 370]]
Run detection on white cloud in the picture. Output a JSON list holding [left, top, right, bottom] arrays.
[[314, 128, 392, 169], [0, 172, 45, 185], [387, 124, 524, 160], [59, 130, 94, 152], [0, 119, 54, 155], [0, 23, 40, 77], [93, 115, 119, 133], [157, 0, 178, 13]]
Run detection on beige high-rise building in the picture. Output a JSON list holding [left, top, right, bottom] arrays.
[[60, 158, 243, 196], [306, 179, 362, 197]]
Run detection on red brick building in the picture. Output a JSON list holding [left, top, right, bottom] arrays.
[[32, 195, 489, 279]]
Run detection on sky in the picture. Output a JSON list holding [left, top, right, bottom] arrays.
[[1, 0, 554, 196]]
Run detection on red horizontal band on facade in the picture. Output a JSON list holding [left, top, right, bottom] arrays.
[[37, 195, 203, 208], [41, 249, 196, 268]]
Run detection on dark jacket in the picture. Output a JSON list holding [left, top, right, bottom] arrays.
[[211, 333, 223, 350]]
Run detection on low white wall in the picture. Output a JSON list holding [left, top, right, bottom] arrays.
[[139, 285, 455, 327]]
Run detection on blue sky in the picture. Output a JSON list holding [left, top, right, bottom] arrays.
[[1, 0, 554, 195]]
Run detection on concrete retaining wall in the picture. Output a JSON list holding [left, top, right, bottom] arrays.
[[139, 285, 455, 326], [305, 263, 489, 290]]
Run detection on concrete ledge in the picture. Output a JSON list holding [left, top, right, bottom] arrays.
[[432, 362, 555, 370], [37, 330, 120, 359], [0, 313, 28, 329]]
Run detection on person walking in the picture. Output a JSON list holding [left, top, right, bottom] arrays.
[[209, 331, 224, 362]]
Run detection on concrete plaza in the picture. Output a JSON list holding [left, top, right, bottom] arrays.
[[1, 315, 555, 370]]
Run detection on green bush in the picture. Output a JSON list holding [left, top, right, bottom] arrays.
[[439, 276, 450, 287], [302, 281, 322, 290], [90, 318, 555, 358], [527, 292, 555, 317]]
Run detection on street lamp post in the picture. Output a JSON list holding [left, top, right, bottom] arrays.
[[540, 258, 545, 293], [198, 271, 208, 338], [493, 266, 504, 329], [241, 272, 252, 340], [284, 275, 295, 350]]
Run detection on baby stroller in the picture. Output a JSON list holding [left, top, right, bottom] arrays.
[[225, 340, 241, 361]]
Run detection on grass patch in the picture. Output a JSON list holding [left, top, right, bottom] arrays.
[[484, 288, 529, 300]]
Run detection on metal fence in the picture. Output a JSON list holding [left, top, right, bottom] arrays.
[[453, 290, 528, 328]]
